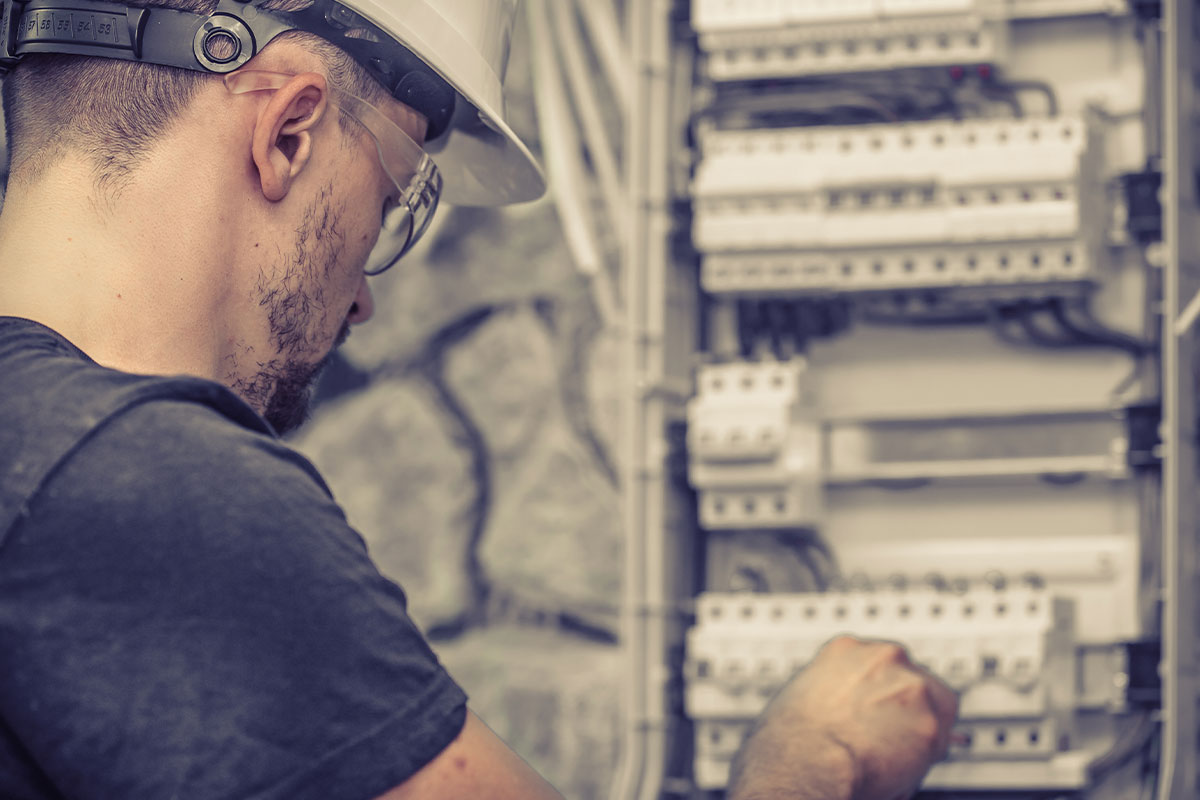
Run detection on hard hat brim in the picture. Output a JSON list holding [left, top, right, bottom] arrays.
[[346, 0, 546, 207], [425, 86, 546, 207]]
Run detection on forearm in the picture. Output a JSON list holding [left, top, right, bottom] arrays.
[[727, 723, 858, 800]]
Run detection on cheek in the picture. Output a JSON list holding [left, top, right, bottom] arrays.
[[335, 200, 382, 301]]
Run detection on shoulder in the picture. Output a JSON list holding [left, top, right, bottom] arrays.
[[83, 394, 336, 509], [30, 394, 362, 576]]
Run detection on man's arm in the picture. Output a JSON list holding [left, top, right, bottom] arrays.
[[379, 636, 955, 800], [376, 711, 564, 800], [729, 636, 959, 800]]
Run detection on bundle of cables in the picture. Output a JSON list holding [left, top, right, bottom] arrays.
[[986, 297, 1155, 356], [735, 297, 854, 358]]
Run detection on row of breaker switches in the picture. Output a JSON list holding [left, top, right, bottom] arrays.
[[686, 587, 1077, 717], [692, 0, 1125, 33], [690, 115, 1106, 297], [692, 716, 1070, 790], [685, 587, 1078, 789], [690, 0, 1127, 82]]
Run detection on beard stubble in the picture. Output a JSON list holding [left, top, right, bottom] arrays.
[[237, 183, 353, 435]]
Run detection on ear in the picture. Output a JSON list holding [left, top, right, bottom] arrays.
[[251, 72, 330, 202]]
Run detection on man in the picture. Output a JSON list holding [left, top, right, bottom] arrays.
[[0, 0, 957, 798]]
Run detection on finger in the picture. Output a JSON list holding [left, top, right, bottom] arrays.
[[900, 660, 958, 757], [922, 679, 960, 757], [904, 659, 957, 720], [924, 675, 959, 730]]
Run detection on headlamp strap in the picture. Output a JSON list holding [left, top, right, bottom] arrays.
[[0, 0, 457, 140], [0, 0, 291, 72]]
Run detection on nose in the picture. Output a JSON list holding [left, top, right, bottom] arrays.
[[347, 274, 375, 325]]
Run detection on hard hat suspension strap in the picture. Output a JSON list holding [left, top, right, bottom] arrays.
[[0, 0, 457, 140]]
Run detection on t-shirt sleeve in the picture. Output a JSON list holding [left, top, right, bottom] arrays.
[[0, 399, 467, 800]]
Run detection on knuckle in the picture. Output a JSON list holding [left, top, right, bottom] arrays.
[[824, 634, 861, 653], [912, 709, 941, 744], [896, 676, 931, 706], [867, 640, 911, 668], [942, 684, 961, 717]]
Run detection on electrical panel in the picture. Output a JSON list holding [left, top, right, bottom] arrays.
[[652, 0, 1166, 796], [686, 586, 1077, 789], [693, 115, 1106, 296]]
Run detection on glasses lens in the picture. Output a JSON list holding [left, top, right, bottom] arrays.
[[362, 155, 441, 276], [364, 200, 414, 276], [360, 131, 442, 276]]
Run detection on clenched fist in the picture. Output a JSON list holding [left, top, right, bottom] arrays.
[[728, 636, 959, 800]]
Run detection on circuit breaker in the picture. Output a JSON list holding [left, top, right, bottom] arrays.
[[686, 359, 822, 529], [691, 0, 1011, 81]]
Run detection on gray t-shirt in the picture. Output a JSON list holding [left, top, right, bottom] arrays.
[[0, 316, 466, 800]]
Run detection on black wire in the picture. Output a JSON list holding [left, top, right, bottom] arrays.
[[825, 298, 853, 336], [861, 308, 992, 326], [695, 71, 969, 135], [1016, 301, 1080, 347], [736, 298, 761, 359], [1001, 79, 1060, 117], [774, 529, 839, 591], [1088, 714, 1158, 780], [1048, 298, 1156, 355], [766, 300, 797, 359], [730, 565, 771, 593], [792, 300, 816, 349], [733, 299, 853, 358], [980, 83, 1025, 118], [987, 303, 1039, 348], [794, 547, 828, 593], [982, 298, 1156, 355]]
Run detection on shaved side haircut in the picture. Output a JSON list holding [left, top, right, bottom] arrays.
[[2, 0, 386, 190]]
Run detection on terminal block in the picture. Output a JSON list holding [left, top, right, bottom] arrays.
[[692, 114, 1106, 297], [691, 0, 1008, 81], [686, 360, 822, 530], [685, 587, 1076, 789]]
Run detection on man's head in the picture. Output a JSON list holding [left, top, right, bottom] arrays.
[[2, 0, 429, 433], [0, 0, 541, 433]]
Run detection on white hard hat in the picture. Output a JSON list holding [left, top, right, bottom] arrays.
[[335, 0, 545, 206], [0, 0, 544, 205]]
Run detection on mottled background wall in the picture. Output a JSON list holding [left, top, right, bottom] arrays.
[[290, 16, 626, 797]]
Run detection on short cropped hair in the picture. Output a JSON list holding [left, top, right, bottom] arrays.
[[2, 0, 385, 190]]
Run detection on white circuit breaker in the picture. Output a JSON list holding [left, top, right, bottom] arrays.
[[690, 0, 1128, 82], [686, 587, 1077, 789], [692, 0, 1009, 81], [686, 359, 823, 529], [692, 114, 1107, 296]]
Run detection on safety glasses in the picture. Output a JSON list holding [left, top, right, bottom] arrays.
[[224, 69, 442, 275]]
